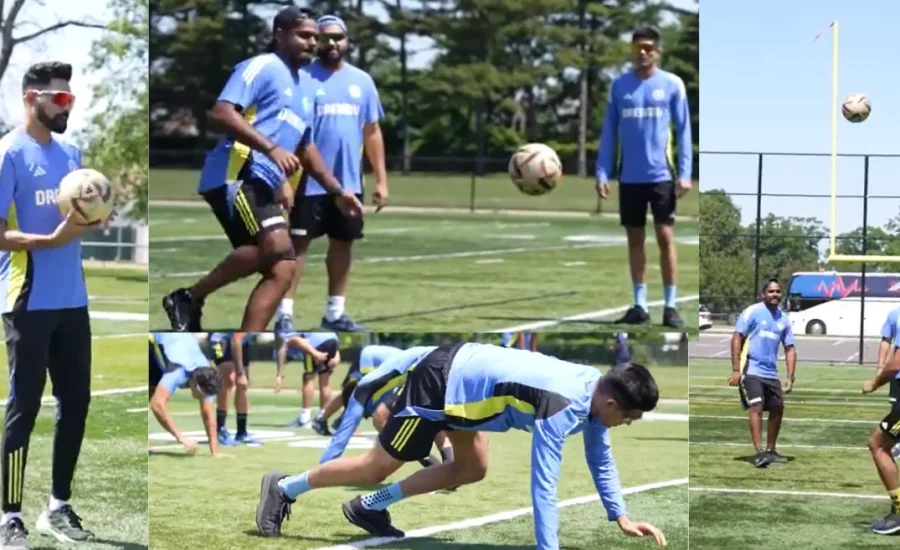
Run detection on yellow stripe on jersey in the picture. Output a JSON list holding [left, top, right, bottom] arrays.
[[739, 338, 750, 377], [5, 205, 27, 313], [444, 395, 535, 420], [226, 105, 258, 182], [304, 354, 313, 374], [372, 373, 408, 403]]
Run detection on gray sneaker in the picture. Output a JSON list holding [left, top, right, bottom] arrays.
[[872, 509, 900, 535], [0, 517, 27, 549], [256, 471, 294, 537], [36, 505, 94, 542]]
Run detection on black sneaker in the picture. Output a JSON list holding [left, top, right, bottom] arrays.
[[331, 413, 344, 432], [321, 314, 368, 333], [256, 471, 294, 537], [312, 416, 332, 437], [662, 307, 684, 328], [615, 306, 650, 325], [765, 449, 786, 464], [753, 451, 770, 468], [162, 288, 203, 331], [872, 509, 900, 535], [0, 517, 28, 549], [341, 496, 404, 538], [36, 505, 94, 543]]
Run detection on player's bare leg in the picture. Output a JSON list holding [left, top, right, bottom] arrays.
[[215, 364, 236, 445], [616, 227, 650, 325], [318, 372, 332, 416], [319, 391, 344, 421], [242, 229, 295, 331], [655, 222, 683, 328], [869, 427, 900, 534], [397, 431, 488, 496], [765, 403, 784, 461], [321, 238, 365, 331]]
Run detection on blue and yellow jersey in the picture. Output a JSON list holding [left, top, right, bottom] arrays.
[[0, 127, 87, 312], [734, 303, 795, 380], [198, 53, 315, 193], [596, 69, 692, 184], [321, 346, 435, 463], [151, 333, 214, 402], [347, 344, 401, 383], [301, 61, 383, 196]]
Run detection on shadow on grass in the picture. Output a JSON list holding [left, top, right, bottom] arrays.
[[242, 529, 538, 549]]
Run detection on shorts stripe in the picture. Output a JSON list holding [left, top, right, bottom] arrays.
[[391, 418, 419, 451], [234, 190, 259, 234]]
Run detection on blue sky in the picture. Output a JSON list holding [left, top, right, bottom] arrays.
[[0, 0, 110, 134], [701, 0, 900, 237]]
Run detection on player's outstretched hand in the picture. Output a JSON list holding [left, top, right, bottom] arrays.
[[596, 180, 610, 199], [727, 371, 741, 386], [863, 380, 876, 394], [617, 516, 666, 546], [336, 190, 364, 218], [676, 178, 692, 198], [182, 439, 197, 456]]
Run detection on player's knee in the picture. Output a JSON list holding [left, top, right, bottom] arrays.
[[869, 430, 886, 453], [235, 377, 249, 392], [457, 460, 487, 484]]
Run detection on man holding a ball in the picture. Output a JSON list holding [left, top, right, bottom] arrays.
[[0, 61, 111, 547]]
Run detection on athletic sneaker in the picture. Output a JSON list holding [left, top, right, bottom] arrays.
[[341, 496, 404, 538], [662, 307, 684, 328], [36, 505, 94, 543], [892, 443, 900, 461], [256, 471, 294, 537], [218, 427, 237, 446], [162, 288, 203, 332], [765, 449, 786, 464], [0, 517, 27, 549], [235, 433, 263, 446], [753, 451, 770, 468], [286, 417, 310, 429], [615, 306, 650, 325], [274, 313, 295, 337], [872, 509, 900, 535], [321, 314, 367, 333], [311, 417, 332, 437]]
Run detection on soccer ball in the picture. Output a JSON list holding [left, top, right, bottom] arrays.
[[58, 168, 115, 225], [508, 143, 562, 196], [841, 93, 871, 123]]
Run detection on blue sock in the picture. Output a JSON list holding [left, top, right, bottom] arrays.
[[664, 285, 676, 308], [360, 482, 405, 511], [633, 283, 648, 311], [277, 472, 311, 500]]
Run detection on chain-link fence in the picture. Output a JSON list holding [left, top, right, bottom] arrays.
[[701, 150, 900, 363]]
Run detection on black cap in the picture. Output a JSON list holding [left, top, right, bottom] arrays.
[[273, 5, 317, 32]]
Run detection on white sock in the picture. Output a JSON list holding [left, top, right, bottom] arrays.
[[316, 409, 325, 420], [299, 408, 311, 424], [325, 296, 345, 322], [1, 512, 21, 523], [279, 299, 294, 317], [49, 496, 69, 512]]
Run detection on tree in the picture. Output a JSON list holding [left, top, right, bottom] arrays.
[[80, 0, 149, 220], [662, 3, 698, 176], [826, 226, 900, 273], [754, 214, 825, 287], [699, 190, 753, 313], [0, 0, 107, 82]]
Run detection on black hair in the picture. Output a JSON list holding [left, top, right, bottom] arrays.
[[761, 278, 781, 293], [22, 62, 72, 92], [632, 26, 661, 45], [603, 363, 658, 412], [191, 367, 221, 396], [341, 380, 358, 408], [268, 6, 319, 52]]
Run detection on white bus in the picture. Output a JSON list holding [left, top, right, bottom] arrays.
[[785, 271, 900, 336]]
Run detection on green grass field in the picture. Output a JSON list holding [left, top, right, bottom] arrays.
[[149, 358, 688, 550], [689, 360, 900, 549], [85, 266, 148, 336], [149, 169, 699, 332]]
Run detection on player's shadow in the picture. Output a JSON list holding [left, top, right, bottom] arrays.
[[733, 454, 796, 465], [148, 450, 194, 458]]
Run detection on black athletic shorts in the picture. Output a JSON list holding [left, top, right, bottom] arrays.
[[880, 379, 900, 439], [303, 339, 339, 376], [289, 191, 364, 242], [202, 167, 287, 249], [739, 374, 783, 411], [209, 336, 252, 369], [618, 181, 676, 228], [149, 340, 164, 389], [378, 343, 462, 461]]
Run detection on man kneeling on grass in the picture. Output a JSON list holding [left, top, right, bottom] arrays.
[[256, 343, 667, 548], [150, 333, 226, 457]]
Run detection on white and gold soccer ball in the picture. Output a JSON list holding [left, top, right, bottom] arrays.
[[508, 143, 562, 196], [58, 168, 115, 225], [841, 93, 871, 123]]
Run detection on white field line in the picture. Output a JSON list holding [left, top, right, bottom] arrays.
[[690, 441, 867, 451], [691, 414, 875, 424], [0, 386, 144, 406], [312, 478, 689, 550], [493, 295, 700, 332], [689, 487, 888, 501]]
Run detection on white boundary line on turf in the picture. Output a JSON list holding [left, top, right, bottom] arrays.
[[311, 478, 688, 550], [0, 333, 144, 347], [690, 398, 886, 408], [90, 311, 148, 321], [492, 295, 700, 332], [689, 487, 888, 501], [691, 385, 876, 394], [692, 414, 876, 424], [0, 386, 145, 406], [690, 441, 867, 451]]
